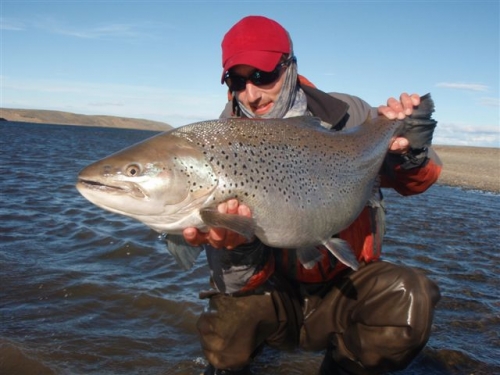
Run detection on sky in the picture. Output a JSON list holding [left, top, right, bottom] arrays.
[[1, 0, 499, 147]]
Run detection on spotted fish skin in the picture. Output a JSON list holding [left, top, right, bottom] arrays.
[[173, 115, 393, 248], [76, 94, 436, 270]]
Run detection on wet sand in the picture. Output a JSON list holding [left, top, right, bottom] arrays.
[[432, 145, 499, 193]]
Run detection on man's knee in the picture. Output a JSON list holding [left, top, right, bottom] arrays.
[[196, 292, 280, 369], [305, 261, 441, 373]]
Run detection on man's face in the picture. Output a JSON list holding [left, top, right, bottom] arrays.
[[231, 64, 286, 117]]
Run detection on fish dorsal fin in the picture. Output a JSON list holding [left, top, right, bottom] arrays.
[[199, 207, 256, 242]]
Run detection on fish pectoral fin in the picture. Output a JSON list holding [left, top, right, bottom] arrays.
[[165, 234, 203, 270], [199, 207, 256, 241], [322, 238, 359, 271], [296, 247, 325, 269]]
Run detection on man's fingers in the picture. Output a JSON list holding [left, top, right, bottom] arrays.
[[217, 201, 228, 214], [238, 204, 252, 218], [226, 199, 239, 214], [399, 92, 417, 115], [183, 227, 207, 246], [183, 200, 253, 249], [410, 93, 420, 107], [387, 97, 403, 113], [210, 227, 226, 243], [390, 137, 410, 154]]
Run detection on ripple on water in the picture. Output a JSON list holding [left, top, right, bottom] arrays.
[[2, 124, 499, 374]]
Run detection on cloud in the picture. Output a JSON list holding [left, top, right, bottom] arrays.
[[434, 121, 500, 147], [2, 76, 225, 127], [49, 23, 149, 40], [436, 82, 489, 92], [1, 15, 166, 40], [479, 97, 500, 107], [88, 101, 125, 108], [0, 17, 25, 31]]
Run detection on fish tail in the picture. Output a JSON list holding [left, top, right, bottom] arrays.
[[400, 93, 438, 150], [410, 93, 435, 120]]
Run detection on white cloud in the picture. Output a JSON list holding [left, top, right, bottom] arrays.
[[0, 17, 25, 31], [436, 82, 489, 92], [1, 15, 167, 40], [49, 23, 149, 40], [2, 76, 225, 127], [479, 97, 500, 107], [434, 121, 500, 147], [88, 101, 125, 108]]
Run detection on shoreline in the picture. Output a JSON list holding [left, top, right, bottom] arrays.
[[432, 145, 499, 194], [1, 114, 498, 194]]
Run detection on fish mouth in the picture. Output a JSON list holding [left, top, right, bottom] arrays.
[[77, 178, 147, 199]]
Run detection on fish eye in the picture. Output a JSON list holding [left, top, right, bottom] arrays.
[[125, 164, 141, 177]]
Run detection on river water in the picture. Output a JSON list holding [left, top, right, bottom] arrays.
[[1, 122, 499, 374]]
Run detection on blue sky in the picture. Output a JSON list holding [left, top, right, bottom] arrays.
[[1, 0, 499, 147]]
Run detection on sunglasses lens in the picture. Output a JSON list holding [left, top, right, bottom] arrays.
[[225, 75, 246, 91], [225, 65, 281, 91], [253, 70, 279, 86]]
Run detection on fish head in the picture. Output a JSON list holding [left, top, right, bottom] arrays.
[[76, 132, 218, 232]]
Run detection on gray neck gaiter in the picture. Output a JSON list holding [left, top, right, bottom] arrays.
[[237, 61, 307, 119]]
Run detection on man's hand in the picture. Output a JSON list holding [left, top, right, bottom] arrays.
[[378, 92, 420, 155], [378, 92, 420, 120], [183, 199, 252, 250]]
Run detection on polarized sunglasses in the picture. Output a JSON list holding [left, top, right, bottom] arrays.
[[224, 56, 296, 92]]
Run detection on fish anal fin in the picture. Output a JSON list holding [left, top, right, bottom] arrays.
[[165, 234, 203, 270], [199, 207, 256, 241], [322, 238, 359, 271], [296, 247, 324, 269]]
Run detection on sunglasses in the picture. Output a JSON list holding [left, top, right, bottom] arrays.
[[224, 56, 296, 92]]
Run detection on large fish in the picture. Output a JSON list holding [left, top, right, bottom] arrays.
[[76, 94, 436, 271]]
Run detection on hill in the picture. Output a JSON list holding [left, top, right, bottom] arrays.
[[0, 108, 172, 131]]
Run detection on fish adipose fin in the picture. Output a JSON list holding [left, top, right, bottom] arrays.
[[165, 234, 203, 270], [199, 207, 256, 241], [322, 238, 359, 271], [296, 247, 325, 269]]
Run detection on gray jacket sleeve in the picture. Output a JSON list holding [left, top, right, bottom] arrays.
[[329, 92, 378, 130]]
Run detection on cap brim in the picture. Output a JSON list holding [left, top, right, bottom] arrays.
[[221, 50, 283, 83]]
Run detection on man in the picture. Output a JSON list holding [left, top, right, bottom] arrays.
[[184, 15, 442, 375]]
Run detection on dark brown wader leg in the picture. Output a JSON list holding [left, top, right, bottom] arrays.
[[196, 276, 303, 371], [300, 261, 441, 375]]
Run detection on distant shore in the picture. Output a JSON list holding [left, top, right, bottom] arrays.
[[432, 145, 499, 194], [0, 108, 172, 131], [1, 108, 498, 194]]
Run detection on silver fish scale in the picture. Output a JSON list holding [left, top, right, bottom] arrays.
[[77, 95, 435, 267], [172, 116, 399, 247]]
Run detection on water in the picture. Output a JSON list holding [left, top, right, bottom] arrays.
[[1, 122, 499, 375]]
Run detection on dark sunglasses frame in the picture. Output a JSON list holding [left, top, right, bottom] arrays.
[[224, 56, 296, 92]]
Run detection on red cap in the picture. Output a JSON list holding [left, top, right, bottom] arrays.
[[221, 16, 291, 82]]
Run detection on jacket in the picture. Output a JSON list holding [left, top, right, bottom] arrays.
[[207, 82, 442, 294]]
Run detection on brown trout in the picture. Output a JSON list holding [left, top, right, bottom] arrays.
[[76, 94, 436, 270]]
